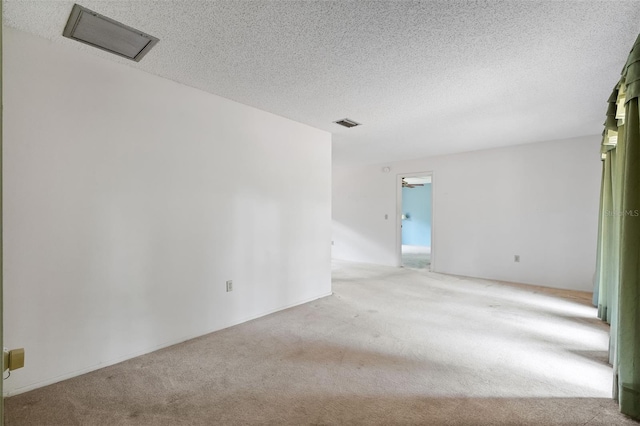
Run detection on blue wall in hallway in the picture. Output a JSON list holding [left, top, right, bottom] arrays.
[[402, 183, 431, 246]]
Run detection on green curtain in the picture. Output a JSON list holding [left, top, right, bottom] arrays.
[[597, 150, 613, 322], [593, 160, 604, 307], [595, 90, 617, 311], [611, 116, 625, 398], [597, 32, 640, 420], [596, 87, 620, 329], [617, 97, 640, 418]]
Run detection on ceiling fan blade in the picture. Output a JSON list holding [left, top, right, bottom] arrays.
[[402, 178, 425, 188]]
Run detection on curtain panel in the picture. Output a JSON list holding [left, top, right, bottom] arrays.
[[597, 33, 640, 420]]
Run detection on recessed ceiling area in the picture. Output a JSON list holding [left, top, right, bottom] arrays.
[[4, 1, 640, 166]]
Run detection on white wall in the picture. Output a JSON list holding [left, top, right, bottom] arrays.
[[3, 28, 332, 396], [333, 136, 601, 291]]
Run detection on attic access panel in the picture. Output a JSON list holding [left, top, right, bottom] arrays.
[[63, 4, 159, 62]]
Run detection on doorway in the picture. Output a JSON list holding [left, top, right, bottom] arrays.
[[398, 174, 433, 270]]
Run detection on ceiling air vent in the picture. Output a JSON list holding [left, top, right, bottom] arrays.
[[334, 118, 361, 128], [63, 4, 159, 62]]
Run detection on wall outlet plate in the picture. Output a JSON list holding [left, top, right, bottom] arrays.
[[514, 255, 520, 262], [4, 348, 25, 371], [226, 280, 233, 292], [8, 348, 25, 370]]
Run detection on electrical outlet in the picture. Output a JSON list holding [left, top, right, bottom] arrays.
[[514, 255, 520, 263], [226, 280, 233, 292], [4, 347, 25, 371]]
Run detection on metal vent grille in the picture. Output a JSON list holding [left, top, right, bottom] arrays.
[[334, 118, 361, 128], [63, 4, 159, 62]]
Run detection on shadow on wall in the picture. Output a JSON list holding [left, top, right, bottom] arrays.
[[332, 220, 394, 265]]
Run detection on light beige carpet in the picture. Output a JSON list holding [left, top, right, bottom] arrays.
[[5, 261, 638, 425]]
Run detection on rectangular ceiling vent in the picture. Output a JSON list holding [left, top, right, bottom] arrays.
[[63, 4, 159, 62], [334, 118, 361, 128]]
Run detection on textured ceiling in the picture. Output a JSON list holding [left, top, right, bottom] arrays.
[[4, 1, 640, 166]]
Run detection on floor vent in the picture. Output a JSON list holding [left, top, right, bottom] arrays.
[[334, 118, 361, 128], [63, 4, 159, 62]]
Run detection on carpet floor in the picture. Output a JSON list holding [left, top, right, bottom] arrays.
[[5, 261, 638, 425]]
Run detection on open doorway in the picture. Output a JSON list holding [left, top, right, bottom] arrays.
[[399, 174, 432, 270]]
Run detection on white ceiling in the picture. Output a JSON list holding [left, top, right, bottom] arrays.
[[4, 1, 640, 166]]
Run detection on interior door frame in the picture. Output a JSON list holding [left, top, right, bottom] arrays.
[[396, 171, 435, 271]]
